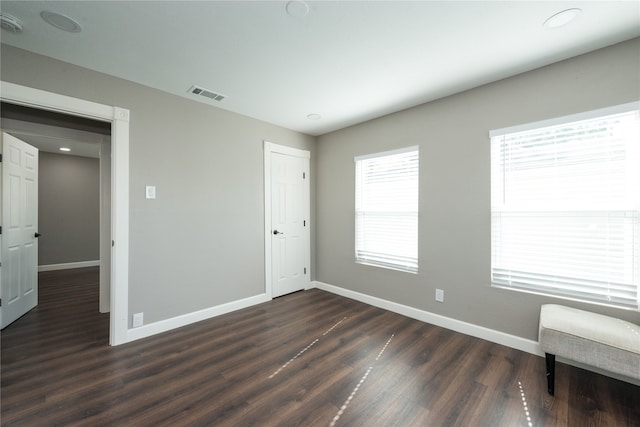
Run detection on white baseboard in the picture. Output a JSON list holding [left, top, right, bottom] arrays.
[[126, 293, 272, 343], [311, 280, 640, 386], [311, 280, 542, 356], [38, 260, 100, 272]]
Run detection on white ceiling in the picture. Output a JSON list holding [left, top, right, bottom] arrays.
[[1, 1, 639, 136], [1, 118, 104, 158]]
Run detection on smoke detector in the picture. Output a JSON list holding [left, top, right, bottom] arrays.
[[188, 85, 226, 102], [0, 12, 24, 34]]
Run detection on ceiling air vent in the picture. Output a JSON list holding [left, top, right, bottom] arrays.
[[188, 85, 226, 102], [0, 12, 24, 33]]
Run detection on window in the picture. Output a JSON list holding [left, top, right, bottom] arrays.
[[490, 103, 640, 310], [355, 146, 419, 273]]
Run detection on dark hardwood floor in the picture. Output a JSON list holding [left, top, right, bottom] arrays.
[[1, 267, 638, 426]]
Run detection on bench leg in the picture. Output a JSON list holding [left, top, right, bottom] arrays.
[[545, 353, 555, 395]]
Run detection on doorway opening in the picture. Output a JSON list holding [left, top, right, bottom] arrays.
[[1, 102, 112, 314], [0, 81, 130, 345]]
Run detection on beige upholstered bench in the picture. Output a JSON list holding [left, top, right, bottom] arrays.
[[538, 304, 640, 395]]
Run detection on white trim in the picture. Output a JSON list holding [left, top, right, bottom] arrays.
[[354, 145, 418, 162], [127, 293, 271, 343], [311, 280, 542, 355], [0, 81, 130, 346], [110, 108, 129, 345], [263, 141, 311, 298], [310, 280, 640, 386], [38, 260, 100, 272], [0, 82, 116, 120], [489, 101, 640, 137], [265, 141, 311, 159]]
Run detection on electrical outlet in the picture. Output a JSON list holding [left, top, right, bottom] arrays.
[[133, 312, 144, 327], [145, 185, 156, 199], [435, 289, 444, 302]]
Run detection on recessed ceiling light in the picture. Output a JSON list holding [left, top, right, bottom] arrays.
[[59, 147, 71, 152], [307, 113, 322, 120], [286, 1, 309, 18], [544, 8, 582, 29], [41, 10, 81, 33]]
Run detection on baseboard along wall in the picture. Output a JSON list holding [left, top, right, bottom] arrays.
[[38, 260, 100, 272], [309, 280, 640, 387], [310, 281, 542, 356], [126, 293, 271, 343], [112, 277, 638, 386]]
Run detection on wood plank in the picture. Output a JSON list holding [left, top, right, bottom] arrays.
[[1, 267, 638, 426]]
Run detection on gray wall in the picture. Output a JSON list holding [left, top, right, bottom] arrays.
[[2, 37, 638, 341], [0, 44, 316, 326], [39, 151, 100, 265], [316, 38, 640, 341]]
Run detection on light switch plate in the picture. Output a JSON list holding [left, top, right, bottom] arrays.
[[145, 185, 156, 199]]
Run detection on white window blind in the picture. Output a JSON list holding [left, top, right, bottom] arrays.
[[490, 103, 640, 310], [355, 146, 419, 273]]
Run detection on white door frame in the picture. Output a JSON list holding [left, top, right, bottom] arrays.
[[263, 141, 310, 298], [0, 81, 130, 346]]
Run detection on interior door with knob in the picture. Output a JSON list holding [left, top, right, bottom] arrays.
[[1, 132, 39, 329], [269, 145, 309, 298]]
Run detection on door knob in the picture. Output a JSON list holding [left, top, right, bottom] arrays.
[[273, 230, 283, 235], [35, 232, 41, 238]]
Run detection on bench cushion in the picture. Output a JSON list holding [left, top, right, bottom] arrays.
[[539, 304, 640, 380]]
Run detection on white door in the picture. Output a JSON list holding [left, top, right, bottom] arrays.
[[268, 145, 309, 297], [1, 132, 39, 329]]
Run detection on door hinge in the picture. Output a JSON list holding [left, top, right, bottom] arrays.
[[303, 220, 306, 227], [303, 172, 305, 179], [0, 153, 3, 162], [304, 267, 307, 275], [0, 225, 2, 234], [0, 298, 2, 307]]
